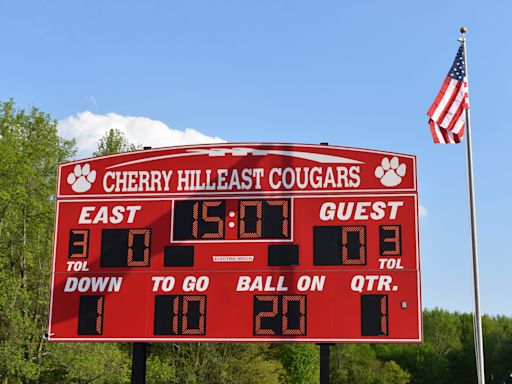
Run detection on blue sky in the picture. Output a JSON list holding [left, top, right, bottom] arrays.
[[1, 0, 511, 315]]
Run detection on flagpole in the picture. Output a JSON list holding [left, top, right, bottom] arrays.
[[460, 26, 486, 384]]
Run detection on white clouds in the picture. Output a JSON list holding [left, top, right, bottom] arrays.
[[419, 205, 428, 218], [58, 111, 224, 159]]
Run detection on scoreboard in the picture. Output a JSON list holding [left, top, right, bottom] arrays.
[[48, 143, 422, 342]]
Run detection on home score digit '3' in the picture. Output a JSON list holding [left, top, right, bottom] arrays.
[[48, 143, 422, 342]]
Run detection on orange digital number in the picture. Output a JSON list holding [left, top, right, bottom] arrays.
[[239, 200, 262, 238], [69, 229, 89, 259], [380, 225, 401, 256], [267, 200, 289, 237], [282, 295, 306, 335], [182, 296, 206, 335], [201, 201, 224, 239], [341, 226, 366, 265], [254, 295, 278, 335], [127, 229, 151, 266]]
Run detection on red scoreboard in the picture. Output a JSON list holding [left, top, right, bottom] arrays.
[[48, 143, 422, 343]]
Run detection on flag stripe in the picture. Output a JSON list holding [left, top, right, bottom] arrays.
[[451, 115, 465, 135], [429, 119, 462, 144], [429, 78, 460, 122], [429, 120, 443, 144], [427, 77, 452, 116], [441, 85, 466, 130], [436, 80, 463, 125], [444, 102, 465, 132]]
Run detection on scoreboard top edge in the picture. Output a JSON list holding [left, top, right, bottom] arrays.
[[57, 142, 417, 198]]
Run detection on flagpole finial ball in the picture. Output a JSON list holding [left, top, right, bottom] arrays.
[[460, 26, 467, 33]]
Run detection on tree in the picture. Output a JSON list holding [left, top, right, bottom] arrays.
[[273, 344, 319, 384], [330, 344, 410, 384], [0, 99, 75, 383], [423, 308, 463, 356], [93, 128, 141, 157]]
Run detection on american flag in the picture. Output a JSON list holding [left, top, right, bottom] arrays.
[[427, 45, 469, 144]]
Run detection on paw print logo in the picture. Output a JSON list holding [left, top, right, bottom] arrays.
[[67, 164, 97, 193], [374, 157, 406, 187]]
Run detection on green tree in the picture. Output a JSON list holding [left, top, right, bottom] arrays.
[[378, 360, 412, 384], [93, 128, 141, 157], [329, 344, 411, 384], [0, 100, 75, 383], [423, 308, 463, 356], [145, 343, 284, 384], [483, 315, 512, 382], [273, 344, 319, 384], [444, 312, 478, 384], [0, 100, 134, 384], [40, 343, 130, 384], [375, 343, 447, 384]]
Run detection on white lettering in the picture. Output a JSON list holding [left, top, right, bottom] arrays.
[[183, 276, 209, 292], [64, 277, 78, 292], [379, 258, 404, 270], [354, 202, 371, 220], [319, 201, 405, 221], [103, 172, 115, 192], [350, 275, 394, 292], [78, 205, 142, 225], [388, 201, 404, 219], [297, 275, 325, 291], [234, 276, 288, 292], [319, 202, 336, 220], [269, 168, 282, 189], [162, 170, 173, 191], [253, 168, 264, 189], [152, 276, 176, 292], [125, 206, 141, 223], [78, 206, 95, 224], [64, 277, 123, 292], [217, 169, 228, 190], [236, 276, 251, 291], [66, 261, 89, 272]]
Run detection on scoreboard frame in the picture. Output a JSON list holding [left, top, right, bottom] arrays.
[[48, 143, 422, 343]]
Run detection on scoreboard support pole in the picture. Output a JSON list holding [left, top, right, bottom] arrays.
[[318, 343, 334, 384], [131, 342, 148, 384], [130, 146, 153, 384]]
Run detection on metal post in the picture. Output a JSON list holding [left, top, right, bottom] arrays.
[[460, 27, 485, 384], [130, 146, 152, 384], [131, 343, 148, 384], [318, 343, 333, 384]]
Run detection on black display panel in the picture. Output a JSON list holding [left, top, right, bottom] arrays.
[[68, 229, 89, 259], [239, 199, 290, 239], [314, 226, 367, 265], [268, 244, 299, 266], [253, 295, 306, 336], [379, 225, 402, 256], [100, 229, 151, 267], [154, 295, 207, 335], [164, 246, 194, 267], [313, 226, 341, 265], [78, 295, 104, 335], [173, 200, 226, 240], [361, 294, 388, 336], [172, 199, 291, 240]]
